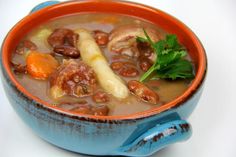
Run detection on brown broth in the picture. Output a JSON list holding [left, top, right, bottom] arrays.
[[12, 13, 191, 116]]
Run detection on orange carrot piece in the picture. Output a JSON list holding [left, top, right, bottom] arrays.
[[26, 51, 59, 80]]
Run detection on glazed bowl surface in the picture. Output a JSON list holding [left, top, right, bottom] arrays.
[[0, 0, 207, 156]]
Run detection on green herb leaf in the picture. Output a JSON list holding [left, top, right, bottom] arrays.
[[154, 40, 166, 54], [158, 50, 187, 66], [138, 31, 195, 82], [166, 34, 181, 49], [157, 60, 194, 80], [136, 36, 148, 42]]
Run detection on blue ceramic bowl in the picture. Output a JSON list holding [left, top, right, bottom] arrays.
[[0, 1, 207, 156]]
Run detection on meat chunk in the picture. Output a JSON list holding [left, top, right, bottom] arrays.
[[50, 60, 97, 99], [48, 28, 80, 58], [108, 24, 160, 57], [128, 80, 159, 104]]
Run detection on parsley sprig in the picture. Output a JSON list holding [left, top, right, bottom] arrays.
[[137, 30, 195, 82]]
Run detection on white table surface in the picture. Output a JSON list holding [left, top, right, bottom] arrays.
[[0, 0, 236, 157]]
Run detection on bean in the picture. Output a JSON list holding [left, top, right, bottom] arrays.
[[54, 45, 80, 58], [110, 61, 135, 71], [139, 57, 152, 72], [92, 104, 109, 116], [93, 30, 109, 46], [119, 67, 139, 77], [128, 80, 159, 104], [110, 62, 123, 71], [92, 91, 109, 103], [136, 41, 153, 57], [48, 28, 78, 47], [68, 103, 109, 116], [70, 103, 93, 115]]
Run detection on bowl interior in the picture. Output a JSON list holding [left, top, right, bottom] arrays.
[[1, 0, 206, 120]]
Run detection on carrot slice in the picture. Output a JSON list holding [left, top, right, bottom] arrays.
[[26, 51, 59, 80]]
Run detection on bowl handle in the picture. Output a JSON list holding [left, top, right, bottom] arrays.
[[117, 120, 192, 156], [30, 1, 60, 13]]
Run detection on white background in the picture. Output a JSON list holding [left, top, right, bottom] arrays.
[[0, 0, 236, 157]]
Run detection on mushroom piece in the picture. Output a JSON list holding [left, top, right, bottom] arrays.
[[108, 24, 160, 57]]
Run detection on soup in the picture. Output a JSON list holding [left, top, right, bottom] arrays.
[[11, 13, 194, 116]]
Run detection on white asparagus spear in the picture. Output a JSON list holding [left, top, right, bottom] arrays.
[[75, 28, 129, 99]]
